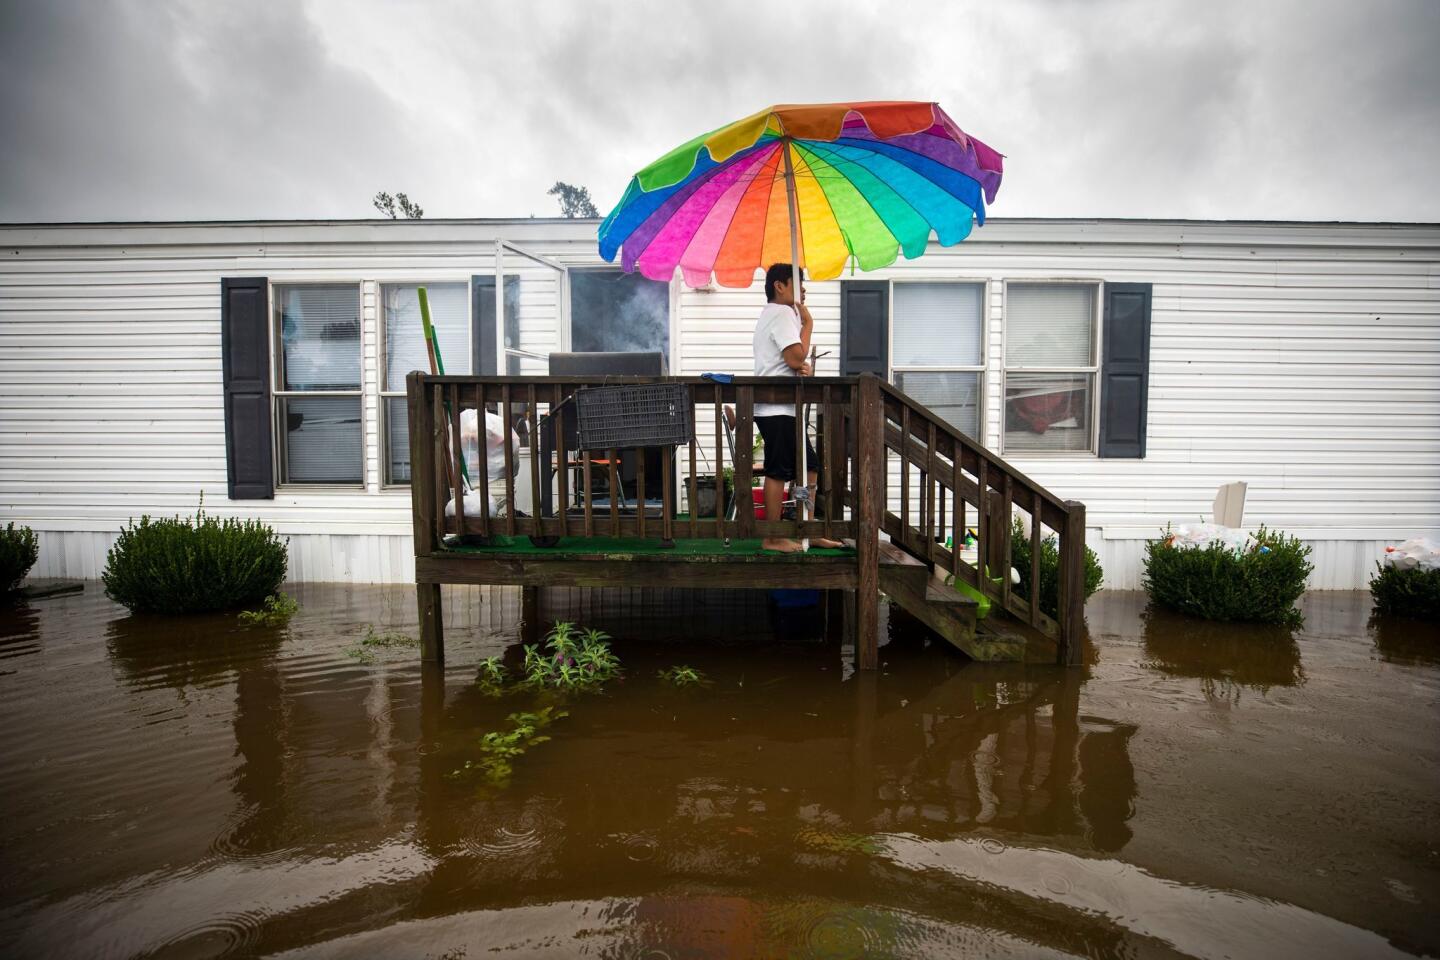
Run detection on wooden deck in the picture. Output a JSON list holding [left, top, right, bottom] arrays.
[[407, 372, 1087, 670]]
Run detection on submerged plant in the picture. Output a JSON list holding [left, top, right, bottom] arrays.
[[237, 592, 299, 626], [1143, 525, 1312, 626], [1008, 517, 1104, 620], [102, 495, 287, 614], [1369, 564, 1440, 622], [658, 665, 707, 687], [343, 625, 419, 664], [448, 706, 568, 788], [1, 522, 39, 596], [476, 656, 508, 695], [522, 622, 620, 689]]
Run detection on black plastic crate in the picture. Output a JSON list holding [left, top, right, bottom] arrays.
[[571, 383, 693, 450]]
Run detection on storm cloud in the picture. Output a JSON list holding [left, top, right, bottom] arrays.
[[1, 0, 1437, 223]]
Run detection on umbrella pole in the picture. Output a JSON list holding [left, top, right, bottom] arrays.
[[781, 140, 810, 552]]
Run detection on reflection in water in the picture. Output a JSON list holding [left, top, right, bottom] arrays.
[[1141, 604, 1304, 698], [1370, 614, 1440, 666], [0, 587, 1435, 958]]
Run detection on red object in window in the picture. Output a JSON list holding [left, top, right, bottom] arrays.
[[1010, 389, 1083, 434]]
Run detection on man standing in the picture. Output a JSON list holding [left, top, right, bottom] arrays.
[[752, 263, 843, 552]]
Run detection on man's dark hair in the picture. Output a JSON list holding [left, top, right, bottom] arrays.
[[765, 262, 804, 302]]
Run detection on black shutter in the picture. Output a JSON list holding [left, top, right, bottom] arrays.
[[1099, 282, 1152, 459], [221, 277, 274, 498], [840, 280, 888, 377], [471, 275, 522, 375]]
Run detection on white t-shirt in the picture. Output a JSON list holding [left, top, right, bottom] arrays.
[[753, 302, 802, 417]]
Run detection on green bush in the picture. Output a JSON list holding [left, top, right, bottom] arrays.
[[1, 522, 40, 595], [1369, 565, 1440, 622], [1143, 525, 1312, 626], [1009, 518, 1104, 620], [102, 506, 288, 614]]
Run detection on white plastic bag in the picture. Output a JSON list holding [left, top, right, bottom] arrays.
[[1383, 537, 1440, 572]]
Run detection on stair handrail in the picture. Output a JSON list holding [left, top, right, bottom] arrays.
[[872, 376, 1087, 665]]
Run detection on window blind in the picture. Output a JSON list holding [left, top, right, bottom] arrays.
[[897, 371, 980, 438], [384, 283, 469, 389], [280, 396, 363, 483], [278, 285, 361, 390], [1005, 284, 1095, 368], [892, 282, 983, 367]]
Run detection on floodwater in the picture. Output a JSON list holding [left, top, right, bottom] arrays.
[[0, 584, 1436, 959]]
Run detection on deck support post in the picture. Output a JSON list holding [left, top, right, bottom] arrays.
[[854, 375, 883, 670], [521, 586, 541, 644], [1059, 500, 1087, 666], [408, 371, 445, 665], [417, 582, 444, 663]]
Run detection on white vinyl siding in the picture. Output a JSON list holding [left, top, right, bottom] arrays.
[[1, 218, 1436, 588]]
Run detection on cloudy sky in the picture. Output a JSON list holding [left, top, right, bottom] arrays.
[[1, 0, 1437, 224]]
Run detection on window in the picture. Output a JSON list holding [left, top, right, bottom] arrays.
[[891, 282, 985, 438], [273, 284, 363, 484], [570, 268, 670, 356], [379, 282, 469, 484], [1003, 283, 1099, 453]]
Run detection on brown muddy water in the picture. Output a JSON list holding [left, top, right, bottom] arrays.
[[0, 584, 1436, 959]]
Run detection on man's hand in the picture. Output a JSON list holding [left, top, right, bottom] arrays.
[[798, 362, 814, 377]]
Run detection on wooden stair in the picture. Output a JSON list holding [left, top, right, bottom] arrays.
[[877, 542, 1025, 662]]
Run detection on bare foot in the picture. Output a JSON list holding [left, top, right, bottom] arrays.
[[810, 538, 847, 549], [761, 538, 806, 553]]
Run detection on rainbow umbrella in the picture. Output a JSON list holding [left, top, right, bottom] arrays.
[[598, 101, 1003, 287]]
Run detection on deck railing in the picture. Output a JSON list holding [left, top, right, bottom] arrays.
[[406, 371, 1087, 663]]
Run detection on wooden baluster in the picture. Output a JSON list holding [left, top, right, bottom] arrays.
[[999, 473, 1013, 613], [975, 458, 988, 596], [900, 404, 911, 541], [713, 385, 725, 539], [607, 447, 620, 535], [448, 384, 466, 536], [734, 386, 755, 541], [688, 434, 698, 539], [794, 383, 805, 540], [582, 441, 594, 538], [636, 442, 647, 539], [822, 384, 834, 543], [502, 384, 516, 537], [553, 384, 568, 539], [431, 384, 447, 545], [474, 382, 489, 537], [528, 384, 541, 536], [1030, 489, 1043, 627], [925, 420, 937, 554], [952, 439, 966, 584], [661, 446, 674, 543]]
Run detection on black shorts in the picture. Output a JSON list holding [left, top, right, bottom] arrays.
[[755, 415, 817, 483]]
